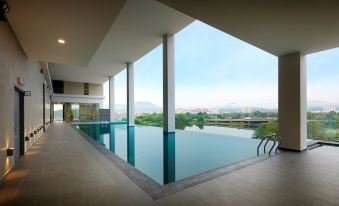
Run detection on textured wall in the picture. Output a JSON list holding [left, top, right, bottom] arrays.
[[0, 22, 50, 180]]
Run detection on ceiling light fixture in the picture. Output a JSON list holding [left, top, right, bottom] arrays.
[[58, 39, 66, 44]]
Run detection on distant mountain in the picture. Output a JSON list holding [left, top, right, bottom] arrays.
[[115, 101, 162, 113], [251, 107, 278, 113], [225, 102, 242, 108], [218, 106, 278, 113], [219, 107, 241, 113], [218, 100, 339, 113], [307, 101, 332, 108], [135, 101, 162, 113]]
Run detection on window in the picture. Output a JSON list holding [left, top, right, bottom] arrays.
[[307, 48, 339, 142], [84, 83, 89, 95], [52, 80, 64, 94], [71, 104, 80, 120]]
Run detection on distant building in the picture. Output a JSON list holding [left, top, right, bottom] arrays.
[[323, 106, 336, 113], [241, 107, 252, 114], [175, 107, 216, 114]]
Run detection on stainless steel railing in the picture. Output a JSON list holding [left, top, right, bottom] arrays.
[[257, 134, 282, 156]]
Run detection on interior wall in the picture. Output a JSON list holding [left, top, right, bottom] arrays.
[[63, 81, 84, 95], [63, 81, 103, 96], [0, 21, 50, 180], [89, 84, 103, 96]]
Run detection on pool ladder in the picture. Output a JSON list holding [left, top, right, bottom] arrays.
[[257, 134, 282, 156]]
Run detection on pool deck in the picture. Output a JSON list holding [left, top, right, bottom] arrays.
[[1, 122, 339, 206]]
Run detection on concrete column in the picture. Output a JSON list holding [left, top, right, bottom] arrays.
[[163, 34, 175, 133], [127, 127, 135, 166], [278, 52, 307, 151], [109, 76, 115, 122], [109, 124, 115, 153], [127, 63, 135, 126], [163, 133, 175, 184]]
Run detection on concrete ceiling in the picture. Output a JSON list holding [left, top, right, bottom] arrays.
[[86, 0, 193, 83], [48, 62, 107, 84], [6, 0, 193, 84], [7, 0, 126, 66], [13, 0, 339, 84], [158, 0, 339, 56]]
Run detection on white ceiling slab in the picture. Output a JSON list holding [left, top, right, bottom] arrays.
[[49, 0, 193, 83], [48, 62, 108, 84], [88, 0, 193, 77], [158, 0, 339, 56], [7, 0, 126, 66]]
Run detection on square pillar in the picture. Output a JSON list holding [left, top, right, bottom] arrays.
[[163, 133, 175, 184], [163, 34, 175, 133], [109, 76, 115, 122], [127, 63, 135, 126], [278, 52, 307, 151]]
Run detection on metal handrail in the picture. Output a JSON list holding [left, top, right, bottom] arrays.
[[257, 134, 282, 156], [272, 134, 282, 153], [268, 140, 276, 155], [257, 135, 270, 155], [264, 136, 275, 153]]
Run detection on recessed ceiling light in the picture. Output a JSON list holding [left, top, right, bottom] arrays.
[[58, 39, 66, 44]]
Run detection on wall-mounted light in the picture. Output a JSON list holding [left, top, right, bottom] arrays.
[[25, 136, 30, 141], [16, 76, 24, 86], [34, 130, 37, 134], [30, 133, 34, 137], [6, 148, 14, 156], [24, 91, 31, 96]]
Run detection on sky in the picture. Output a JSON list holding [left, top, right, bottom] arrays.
[[103, 20, 339, 109], [307, 48, 339, 104]]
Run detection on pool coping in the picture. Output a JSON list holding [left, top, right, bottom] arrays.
[[70, 124, 276, 200]]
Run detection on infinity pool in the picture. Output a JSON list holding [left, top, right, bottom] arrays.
[[73, 123, 262, 185]]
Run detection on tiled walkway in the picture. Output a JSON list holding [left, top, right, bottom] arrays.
[[1, 122, 339, 206]]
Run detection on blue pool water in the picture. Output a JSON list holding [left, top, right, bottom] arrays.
[[73, 123, 262, 185]]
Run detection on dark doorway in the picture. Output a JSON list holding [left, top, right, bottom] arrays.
[[63, 104, 65, 121], [14, 88, 24, 161], [50, 95, 52, 123]]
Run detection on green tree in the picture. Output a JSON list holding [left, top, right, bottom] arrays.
[[307, 121, 324, 140], [175, 113, 188, 130], [253, 121, 278, 139]]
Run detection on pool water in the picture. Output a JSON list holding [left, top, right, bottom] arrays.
[[73, 123, 262, 185]]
